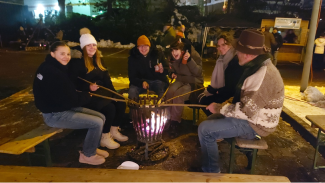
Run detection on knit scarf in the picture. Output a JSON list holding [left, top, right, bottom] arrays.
[[211, 47, 236, 89], [232, 54, 271, 104]]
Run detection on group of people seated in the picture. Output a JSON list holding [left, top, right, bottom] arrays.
[[33, 26, 284, 173]]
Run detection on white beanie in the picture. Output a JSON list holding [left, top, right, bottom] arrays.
[[80, 34, 97, 49]]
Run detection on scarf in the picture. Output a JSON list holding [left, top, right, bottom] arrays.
[[211, 47, 236, 89], [232, 54, 270, 104]]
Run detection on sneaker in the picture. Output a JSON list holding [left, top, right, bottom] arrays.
[[79, 151, 105, 165], [96, 148, 109, 158], [100, 133, 120, 149], [111, 126, 128, 142]]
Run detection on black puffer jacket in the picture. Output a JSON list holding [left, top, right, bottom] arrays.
[[69, 56, 119, 111], [128, 46, 169, 87], [33, 54, 91, 113]]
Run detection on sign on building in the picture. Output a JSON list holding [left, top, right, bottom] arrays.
[[274, 18, 302, 29]]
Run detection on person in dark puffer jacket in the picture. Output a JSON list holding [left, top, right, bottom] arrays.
[[128, 35, 169, 100], [69, 32, 128, 150], [33, 41, 108, 166]]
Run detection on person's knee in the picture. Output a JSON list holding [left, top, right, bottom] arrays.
[[128, 85, 140, 99], [198, 120, 211, 137], [92, 116, 105, 128]]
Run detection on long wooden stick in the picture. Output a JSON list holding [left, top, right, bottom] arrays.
[[89, 93, 128, 103], [78, 77, 140, 105], [164, 87, 207, 103], [157, 79, 174, 105], [158, 104, 207, 108]]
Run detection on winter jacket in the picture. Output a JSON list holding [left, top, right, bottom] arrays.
[[314, 38, 325, 54], [128, 46, 169, 88], [263, 32, 277, 51], [272, 33, 283, 51], [33, 54, 91, 113], [69, 56, 119, 111], [208, 55, 243, 103], [169, 45, 203, 85]]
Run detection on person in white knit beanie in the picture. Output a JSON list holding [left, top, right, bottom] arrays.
[[69, 29, 128, 151]]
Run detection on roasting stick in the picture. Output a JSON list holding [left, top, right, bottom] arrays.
[[157, 79, 174, 105], [164, 87, 207, 104], [158, 104, 207, 108], [78, 77, 140, 105], [147, 89, 149, 99], [89, 93, 128, 102]]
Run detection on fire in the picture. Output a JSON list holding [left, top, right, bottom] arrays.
[[144, 111, 167, 133]]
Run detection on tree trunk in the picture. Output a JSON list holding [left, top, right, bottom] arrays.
[[107, 0, 113, 16], [58, 0, 65, 20], [227, 0, 232, 14]]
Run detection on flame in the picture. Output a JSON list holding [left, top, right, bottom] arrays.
[[144, 111, 167, 133]]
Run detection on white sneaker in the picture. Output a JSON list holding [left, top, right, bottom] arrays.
[[100, 133, 120, 149], [111, 126, 128, 142], [96, 148, 109, 158], [79, 151, 105, 165]]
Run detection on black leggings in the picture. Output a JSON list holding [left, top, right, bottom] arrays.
[[100, 101, 126, 133]]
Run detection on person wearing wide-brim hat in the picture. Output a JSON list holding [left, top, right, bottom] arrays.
[[198, 29, 284, 173]]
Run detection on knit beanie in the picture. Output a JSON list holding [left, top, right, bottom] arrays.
[[137, 35, 151, 47], [80, 27, 91, 35], [80, 33, 97, 49]]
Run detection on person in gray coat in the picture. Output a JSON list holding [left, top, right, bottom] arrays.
[[165, 38, 203, 135]]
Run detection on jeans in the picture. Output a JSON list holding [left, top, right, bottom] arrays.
[[42, 107, 105, 157], [128, 80, 166, 100], [272, 51, 279, 66], [198, 116, 257, 173]]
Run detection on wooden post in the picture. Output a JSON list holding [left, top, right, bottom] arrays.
[[300, 0, 321, 92]]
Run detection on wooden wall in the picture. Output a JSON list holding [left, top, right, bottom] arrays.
[[261, 19, 309, 62]]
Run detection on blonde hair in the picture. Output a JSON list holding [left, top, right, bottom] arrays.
[[83, 47, 106, 73]]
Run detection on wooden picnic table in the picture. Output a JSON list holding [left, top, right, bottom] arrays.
[[306, 115, 325, 169], [0, 165, 291, 182]]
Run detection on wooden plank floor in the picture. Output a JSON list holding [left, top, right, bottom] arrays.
[[0, 166, 290, 182]]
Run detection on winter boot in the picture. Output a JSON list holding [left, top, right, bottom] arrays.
[[79, 151, 105, 165], [110, 126, 128, 142], [100, 133, 120, 149], [96, 148, 109, 158]]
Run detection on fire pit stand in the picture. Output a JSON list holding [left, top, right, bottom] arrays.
[[128, 96, 170, 162]]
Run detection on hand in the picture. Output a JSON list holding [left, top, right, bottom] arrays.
[[183, 51, 190, 61], [206, 102, 222, 114], [143, 81, 149, 89], [158, 63, 164, 73], [90, 82, 99, 91], [171, 73, 177, 79]]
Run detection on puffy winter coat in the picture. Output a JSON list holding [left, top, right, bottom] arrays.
[[314, 38, 325, 54]]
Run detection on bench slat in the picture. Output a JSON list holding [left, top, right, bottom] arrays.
[[0, 125, 62, 155], [306, 115, 325, 131], [235, 138, 268, 149], [0, 166, 290, 182]]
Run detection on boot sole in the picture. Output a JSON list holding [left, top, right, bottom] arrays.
[[100, 143, 120, 149], [79, 158, 105, 165]]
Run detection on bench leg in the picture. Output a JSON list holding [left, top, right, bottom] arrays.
[[250, 149, 258, 174], [313, 129, 321, 169], [192, 108, 196, 125], [228, 138, 236, 173], [26, 139, 53, 167], [41, 139, 53, 167]]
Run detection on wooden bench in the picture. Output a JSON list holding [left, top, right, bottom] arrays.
[[0, 165, 290, 182], [229, 137, 268, 174], [306, 115, 325, 169], [0, 125, 62, 167]]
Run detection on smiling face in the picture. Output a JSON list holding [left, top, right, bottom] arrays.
[[85, 43, 97, 57], [217, 38, 231, 55], [171, 49, 182, 60], [50, 46, 71, 65], [138, 45, 150, 56]]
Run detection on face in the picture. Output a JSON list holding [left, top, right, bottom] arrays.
[[171, 49, 182, 60], [85, 44, 97, 57], [273, 29, 278, 33], [138, 45, 150, 56], [261, 28, 265, 32], [236, 51, 248, 66], [50, 46, 71, 65], [217, 38, 231, 55]]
